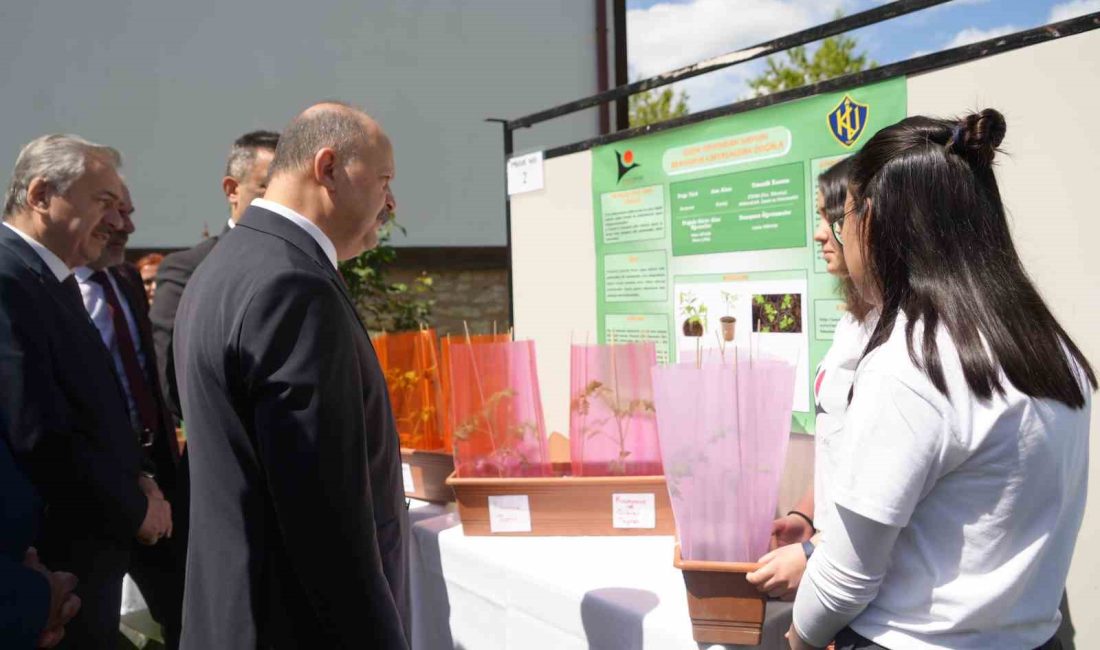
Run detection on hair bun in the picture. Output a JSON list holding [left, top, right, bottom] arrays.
[[949, 108, 1006, 168]]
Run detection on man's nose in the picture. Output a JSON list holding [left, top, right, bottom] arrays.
[[102, 208, 123, 230]]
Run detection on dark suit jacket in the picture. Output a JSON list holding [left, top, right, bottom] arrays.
[[0, 225, 146, 640], [149, 232, 221, 420], [174, 207, 409, 649], [0, 437, 49, 649]]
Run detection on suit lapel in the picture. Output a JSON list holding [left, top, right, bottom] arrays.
[[0, 229, 131, 405], [0, 229, 108, 353]]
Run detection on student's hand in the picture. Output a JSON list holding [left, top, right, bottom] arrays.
[[23, 547, 81, 648], [785, 625, 826, 650], [770, 513, 814, 549], [746, 543, 807, 600]]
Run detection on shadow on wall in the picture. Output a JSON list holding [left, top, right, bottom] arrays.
[[581, 588, 660, 650]]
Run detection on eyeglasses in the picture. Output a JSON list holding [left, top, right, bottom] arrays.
[[830, 216, 844, 247]]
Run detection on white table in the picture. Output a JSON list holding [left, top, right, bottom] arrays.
[[409, 512, 793, 650]]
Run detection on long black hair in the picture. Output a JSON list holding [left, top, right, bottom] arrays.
[[848, 108, 1095, 407], [817, 158, 872, 322]]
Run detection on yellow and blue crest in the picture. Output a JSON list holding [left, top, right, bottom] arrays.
[[827, 95, 869, 148]]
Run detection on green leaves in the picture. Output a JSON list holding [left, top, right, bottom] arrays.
[[338, 219, 436, 331], [746, 30, 875, 98], [629, 87, 690, 128]]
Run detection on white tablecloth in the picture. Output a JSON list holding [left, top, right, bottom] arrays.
[[409, 512, 792, 650]]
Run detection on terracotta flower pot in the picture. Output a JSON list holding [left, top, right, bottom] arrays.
[[719, 316, 736, 342], [673, 545, 765, 646]]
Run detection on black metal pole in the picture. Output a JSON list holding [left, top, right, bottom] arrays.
[[596, 0, 610, 134], [487, 119, 516, 329], [509, 0, 953, 130], [613, 0, 629, 131]]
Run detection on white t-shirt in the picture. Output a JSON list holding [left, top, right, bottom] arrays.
[[828, 315, 1091, 650], [813, 312, 874, 536]]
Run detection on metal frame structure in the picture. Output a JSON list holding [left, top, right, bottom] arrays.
[[493, 2, 1100, 323]]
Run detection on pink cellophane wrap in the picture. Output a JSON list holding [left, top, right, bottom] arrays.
[[569, 342, 662, 476], [652, 348, 796, 562]]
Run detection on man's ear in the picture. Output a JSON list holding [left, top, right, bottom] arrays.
[[313, 149, 337, 191], [26, 177, 52, 214], [222, 176, 240, 210]]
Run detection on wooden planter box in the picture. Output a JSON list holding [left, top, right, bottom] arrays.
[[445, 464, 674, 536], [673, 545, 765, 646], [400, 448, 456, 503]]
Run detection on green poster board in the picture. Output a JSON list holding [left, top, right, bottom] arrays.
[[591, 78, 906, 434]]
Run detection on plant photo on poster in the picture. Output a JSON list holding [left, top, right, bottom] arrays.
[[752, 294, 803, 333], [678, 290, 708, 337]]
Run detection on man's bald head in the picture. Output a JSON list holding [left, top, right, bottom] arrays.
[[267, 102, 383, 178], [262, 101, 396, 261]]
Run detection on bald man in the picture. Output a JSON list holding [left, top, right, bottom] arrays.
[[173, 103, 406, 649]]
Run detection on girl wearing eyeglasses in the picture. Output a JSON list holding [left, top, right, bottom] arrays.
[[748, 157, 877, 601], [787, 109, 1094, 650]]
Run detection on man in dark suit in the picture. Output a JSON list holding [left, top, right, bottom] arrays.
[[1, 436, 82, 649], [174, 102, 407, 649], [149, 130, 279, 418], [75, 182, 186, 649], [0, 134, 171, 649]]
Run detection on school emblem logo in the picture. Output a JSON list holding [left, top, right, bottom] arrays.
[[828, 95, 869, 148], [616, 149, 640, 182]]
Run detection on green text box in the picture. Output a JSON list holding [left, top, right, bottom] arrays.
[[670, 162, 806, 256], [814, 299, 846, 340], [600, 185, 666, 244], [604, 313, 672, 364], [603, 250, 668, 303]]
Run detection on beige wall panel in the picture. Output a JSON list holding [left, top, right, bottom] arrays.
[[909, 30, 1100, 647], [511, 151, 597, 438]]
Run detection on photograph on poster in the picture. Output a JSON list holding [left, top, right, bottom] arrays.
[[673, 272, 810, 413]]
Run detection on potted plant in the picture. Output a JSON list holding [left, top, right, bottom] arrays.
[[679, 291, 707, 337], [569, 342, 661, 476], [376, 329, 444, 451], [652, 352, 798, 645], [448, 339, 550, 478], [719, 291, 738, 342]]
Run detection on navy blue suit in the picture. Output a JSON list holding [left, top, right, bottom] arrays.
[[0, 225, 147, 649], [0, 437, 49, 648]]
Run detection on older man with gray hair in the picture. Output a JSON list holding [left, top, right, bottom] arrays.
[[0, 134, 171, 649], [175, 102, 406, 649]]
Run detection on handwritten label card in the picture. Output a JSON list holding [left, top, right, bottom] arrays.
[[506, 151, 545, 195], [612, 493, 656, 529], [402, 463, 416, 494], [488, 495, 532, 533]]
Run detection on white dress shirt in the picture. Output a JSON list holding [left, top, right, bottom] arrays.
[[2, 222, 70, 281], [251, 198, 338, 269], [74, 266, 148, 432]]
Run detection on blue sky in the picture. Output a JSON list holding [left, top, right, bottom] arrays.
[[627, 0, 1100, 110]]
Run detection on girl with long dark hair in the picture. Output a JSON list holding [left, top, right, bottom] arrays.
[[748, 158, 876, 599], [788, 109, 1095, 650]]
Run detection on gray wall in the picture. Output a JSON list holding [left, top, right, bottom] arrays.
[[0, 0, 601, 248]]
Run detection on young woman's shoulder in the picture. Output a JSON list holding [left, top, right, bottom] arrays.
[[858, 314, 959, 409]]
